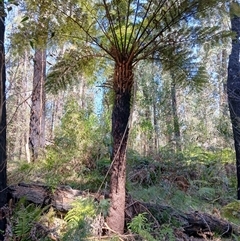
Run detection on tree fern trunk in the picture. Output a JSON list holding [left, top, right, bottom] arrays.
[[107, 61, 133, 234]]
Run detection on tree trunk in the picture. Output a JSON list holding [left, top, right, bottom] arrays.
[[227, 9, 240, 199], [220, 49, 228, 114], [29, 48, 46, 162], [107, 61, 133, 234], [0, 4, 7, 238], [153, 102, 158, 153], [171, 80, 181, 152]]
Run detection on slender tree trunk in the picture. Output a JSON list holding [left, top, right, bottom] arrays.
[[0, 5, 7, 238], [220, 49, 228, 113], [171, 80, 181, 152], [50, 100, 56, 140], [29, 48, 46, 161], [107, 61, 133, 234], [23, 50, 31, 161], [227, 10, 240, 199], [153, 102, 158, 153]]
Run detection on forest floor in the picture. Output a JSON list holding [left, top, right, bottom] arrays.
[[5, 146, 240, 240]]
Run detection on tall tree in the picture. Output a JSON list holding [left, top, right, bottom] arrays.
[[227, 1, 240, 199], [28, 0, 50, 161], [29, 47, 46, 161], [10, 0, 59, 162], [0, 0, 7, 238], [170, 77, 181, 151], [48, 0, 225, 233]]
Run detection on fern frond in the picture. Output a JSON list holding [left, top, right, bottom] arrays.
[[12, 199, 47, 240], [45, 47, 98, 94], [64, 198, 95, 226]]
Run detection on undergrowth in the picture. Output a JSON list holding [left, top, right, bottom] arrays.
[[7, 146, 239, 240]]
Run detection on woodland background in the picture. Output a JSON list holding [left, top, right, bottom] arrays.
[[1, 0, 240, 240]]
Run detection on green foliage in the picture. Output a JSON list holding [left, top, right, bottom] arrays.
[[96, 157, 111, 175], [46, 48, 99, 94], [158, 224, 175, 241], [128, 212, 176, 240], [197, 187, 216, 200], [79, 169, 106, 191], [232, 233, 240, 241], [129, 146, 236, 216], [230, 2, 240, 18], [43, 98, 104, 187], [221, 201, 240, 225], [18, 162, 33, 172], [11, 198, 47, 241], [62, 198, 96, 240], [98, 199, 110, 217], [216, 116, 233, 142], [128, 212, 156, 241], [7, 160, 36, 185]]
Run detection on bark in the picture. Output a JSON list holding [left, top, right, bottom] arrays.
[[171, 80, 181, 152], [153, 102, 158, 153], [220, 49, 228, 114], [0, 5, 7, 238], [227, 12, 240, 199], [29, 48, 46, 162], [107, 61, 133, 234]]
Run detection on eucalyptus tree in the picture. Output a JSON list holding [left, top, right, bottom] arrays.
[[10, 0, 60, 161], [24, 0, 53, 161], [48, 0, 226, 234], [227, 1, 240, 199]]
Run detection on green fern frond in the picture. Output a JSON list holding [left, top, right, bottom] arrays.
[[64, 198, 95, 226], [12, 198, 47, 240], [45, 48, 97, 94], [188, 65, 209, 91], [62, 198, 96, 240], [128, 212, 157, 241]]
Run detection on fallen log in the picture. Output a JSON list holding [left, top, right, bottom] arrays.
[[125, 196, 238, 238], [7, 183, 239, 238], [8, 182, 96, 212]]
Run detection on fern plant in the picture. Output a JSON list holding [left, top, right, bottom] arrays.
[[11, 198, 47, 241], [62, 198, 96, 241], [128, 212, 157, 241], [158, 224, 175, 241]]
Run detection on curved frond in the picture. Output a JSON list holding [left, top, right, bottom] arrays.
[[45, 47, 101, 94]]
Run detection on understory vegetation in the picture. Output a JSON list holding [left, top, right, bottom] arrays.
[[7, 144, 239, 240]]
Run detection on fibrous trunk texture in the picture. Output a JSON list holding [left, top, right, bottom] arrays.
[[107, 61, 133, 234], [29, 49, 46, 162], [227, 14, 240, 199]]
